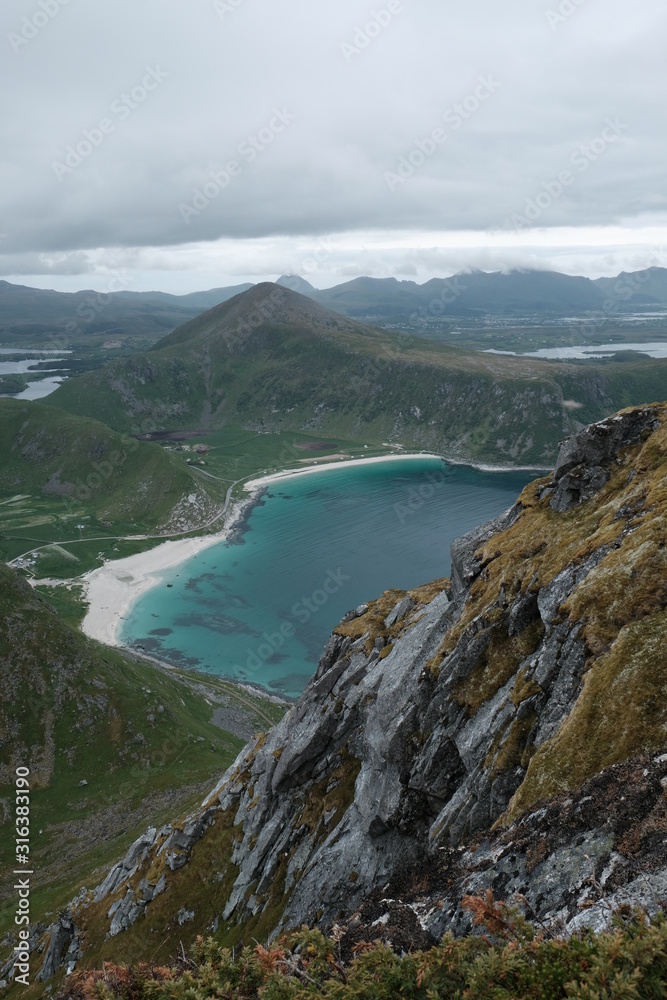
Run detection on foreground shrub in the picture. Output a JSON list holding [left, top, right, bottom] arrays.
[[58, 895, 667, 1000]]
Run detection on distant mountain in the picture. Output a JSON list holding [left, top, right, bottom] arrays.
[[114, 284, 254, 312], [276, 274, 318, 295], [0, 280, 254, 346], [312, 269, 603, 318], [311, 267, 667, 319], [314, 276, 424, 316], [593, 266, 667, 306], [3, 267, 667, 347], [48, 282, 667, 467]]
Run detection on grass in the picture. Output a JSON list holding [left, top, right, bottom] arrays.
[[506, 610, 667, 820], [420, 402, 667, 822], [178, 426, 392, 485], [0, 398, 223, 575], [47, 287, 667, 469], [0, 562, 285, 942]]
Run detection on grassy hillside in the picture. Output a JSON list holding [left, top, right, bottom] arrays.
[[47, 284, 667, 468], [0, 562, 284, 939], [0, 399, 223, 573]]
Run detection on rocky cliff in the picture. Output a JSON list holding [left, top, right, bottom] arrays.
[[21, 402, 667, 980]]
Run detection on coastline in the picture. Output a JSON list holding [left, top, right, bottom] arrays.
[[75, 449, 544, 652], [78, 494, 257, 648], [245, 450, 549, 488], [244, 451, 444, 489], [441, 456, 551, 474], [77, 454, 440, 649]]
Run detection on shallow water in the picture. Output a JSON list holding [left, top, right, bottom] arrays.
[[122, 458, 536, 698], [0, 350, 70, 399], [484, 341, 667, 360]]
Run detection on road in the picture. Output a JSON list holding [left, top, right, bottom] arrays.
[[11, 472, 250, 565]]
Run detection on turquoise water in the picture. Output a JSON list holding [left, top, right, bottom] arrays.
[[121, 458, 535, 698]]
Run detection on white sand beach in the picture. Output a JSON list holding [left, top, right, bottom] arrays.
[[79, 532, 226, 647], [75, 449, 530, 652], [78, 494, 257, 648], [244, 452, 444, 490]]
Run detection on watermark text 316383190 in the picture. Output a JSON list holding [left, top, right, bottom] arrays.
[[14, 767, 32, 986]]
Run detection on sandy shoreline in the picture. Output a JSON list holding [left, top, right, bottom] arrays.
[[78, 495, 256, 648], [244, 451, 444, 489], [245, 450, 548, 488], [76, 454, 441, 648], [73, 450, 542, 650]]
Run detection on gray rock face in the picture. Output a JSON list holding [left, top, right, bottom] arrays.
[[24, 403, 667, 978], [550, 406, 659, 511], [36, 916, 80, 982], [450, 504, 522, 594], [93, 827, 158, 902], [339, 753, 667, 951]]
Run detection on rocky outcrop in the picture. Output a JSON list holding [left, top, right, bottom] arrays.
[[27, 403, 667, 977], [336, 752, 667, 956], [548, 405, 660, 511]]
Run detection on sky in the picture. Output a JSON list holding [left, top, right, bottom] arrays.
[[1, 0, 666, 294]]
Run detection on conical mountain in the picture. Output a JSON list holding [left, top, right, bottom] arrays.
[[47, 282, 667, 467], [153, 281, 385, 351]]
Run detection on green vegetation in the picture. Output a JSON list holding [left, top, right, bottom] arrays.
[[55, 905, 667, 1000], [175, 426, 390, 486], [47, 284, 667, 469], [0, 563, 284, 940], [0, 398, 224, 574], [36, 733, 359, 978], [0, 374, 28, 393]]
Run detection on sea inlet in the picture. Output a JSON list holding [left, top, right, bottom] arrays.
[[122, 457, 536, 698]]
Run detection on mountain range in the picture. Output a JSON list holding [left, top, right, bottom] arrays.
[[301, 266, 667, 319], [3, 267, 667, 346]]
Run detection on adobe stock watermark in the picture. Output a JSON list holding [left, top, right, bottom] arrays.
[[385, 75, 501, 191], [8, 0, 73, 54], [546, 0, 590, 31], [277, 238, 335, 283], [340, 1, 403, 63], [231, 568, 351, 682], [501, 117, 628, 232], [179, 107, 296, 224], [51, 66, 169, 181]]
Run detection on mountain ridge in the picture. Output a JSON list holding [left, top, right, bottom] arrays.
[[3, 266, 667, 347]]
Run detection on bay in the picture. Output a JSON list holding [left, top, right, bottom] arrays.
[[121, 457, 536, 698]]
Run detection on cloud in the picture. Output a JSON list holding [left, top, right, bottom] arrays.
[[1, 0, 665, 290]]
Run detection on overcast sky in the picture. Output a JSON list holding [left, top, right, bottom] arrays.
[[1, 0, 666, 293]]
